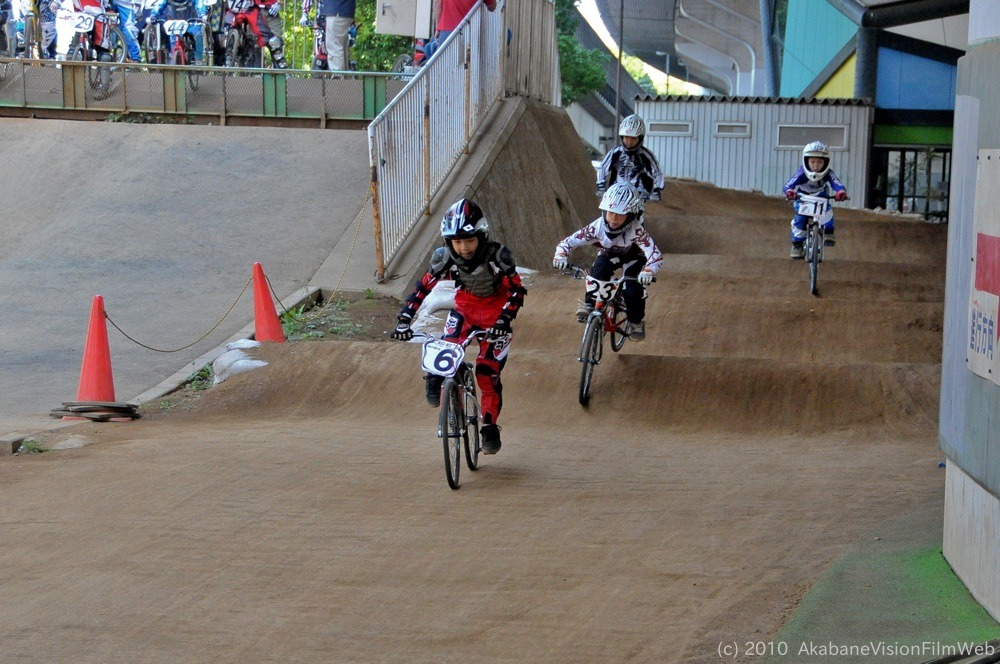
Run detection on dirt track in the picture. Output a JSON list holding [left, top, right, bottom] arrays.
[[0, 178, 947, 662]]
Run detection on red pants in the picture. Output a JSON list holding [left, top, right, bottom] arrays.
[[442, 308, 510, 425]]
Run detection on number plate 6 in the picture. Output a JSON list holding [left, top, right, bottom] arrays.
[[420, 338, 464, 378]]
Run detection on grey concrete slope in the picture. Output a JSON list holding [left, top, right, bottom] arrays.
[[0, 118, 370, 435], [315, 97, 601, 302]]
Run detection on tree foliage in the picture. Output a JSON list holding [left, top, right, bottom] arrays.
[[283, 0, 414, 71], [554, 0, 608, 107], [558, 35, 609, 106], [622, 55, 656, 97], [352, 0, 416, 72]]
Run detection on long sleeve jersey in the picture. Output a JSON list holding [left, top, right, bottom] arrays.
[[401, 242, 526, 324], [783, 167, 847, 198], [597, 145, 664, 197], [555, 218, 663, 274]]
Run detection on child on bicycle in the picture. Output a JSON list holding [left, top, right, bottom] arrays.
[[147, 0, 209, 63], [391, 198, 526, 456], [783, 141, 848, 259], [552, 182, 662, 341], [596, 114, 664, 204]]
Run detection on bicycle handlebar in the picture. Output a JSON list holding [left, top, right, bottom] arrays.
[[558, 264, 656, 283], [410, 330, 488, 346]]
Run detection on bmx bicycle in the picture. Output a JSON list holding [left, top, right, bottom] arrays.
[[66, 10, 127, 99], [575, 270, 648, 406], [794, 193, 833, 296], [299, 15, 355, 71], [412, 331, 484, 490], [147, 14, 210, 89]]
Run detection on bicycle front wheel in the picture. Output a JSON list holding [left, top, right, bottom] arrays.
[[223, 28, 239, 67], [184, 35, 201, 90], [807, 225, 821, 296], [106, 25, 127, 62], [579, 315, 602, 406], [439, 381, 463, 490]]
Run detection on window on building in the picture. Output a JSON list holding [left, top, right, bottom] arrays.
[[777, 125, 846, 148], [870, 146, 951, 221], [715, 122, 750, 138], [648, 121, 693, 136]]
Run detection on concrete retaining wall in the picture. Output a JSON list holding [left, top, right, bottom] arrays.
[[940, 5, 1000, 621]]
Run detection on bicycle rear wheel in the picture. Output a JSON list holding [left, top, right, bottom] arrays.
[[439, 381, 462, 490], [609, 299, 629, 352], [463, 374, 480, 471], [23, 13, 40, 59], [579, 315, 602, 406], [391, 52, 412, 72]]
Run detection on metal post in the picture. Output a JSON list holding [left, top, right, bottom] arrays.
[[464, 42, 472, 152], [423, 79, 431, 212], [371, 163, 386, 283], [613, 0, 624, 131]]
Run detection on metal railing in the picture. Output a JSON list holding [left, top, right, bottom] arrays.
[[367, 0, 559, 281], [0, 57, 410, 123]]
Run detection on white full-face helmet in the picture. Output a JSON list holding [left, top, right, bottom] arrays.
[[802, 141, 831, 183], [618, 114, 646, 152], [599, 183, 642, 237]]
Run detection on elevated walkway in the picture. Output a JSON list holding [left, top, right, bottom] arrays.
[[0, 59, 406, 127]]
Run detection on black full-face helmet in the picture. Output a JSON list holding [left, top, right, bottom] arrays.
[[441, 198, 489, 263]]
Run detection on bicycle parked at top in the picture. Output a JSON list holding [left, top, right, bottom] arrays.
[[1, 4, 16, 79], [572, 267, 651, 406], [67, 8, 127, 98], [297, 10, 355, 71], [223, 0, 286, 69], [16, 0, 56, 60], [411, 330, 485, 490]]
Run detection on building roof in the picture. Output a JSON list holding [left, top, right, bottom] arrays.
[[592, 0, 969, 96]]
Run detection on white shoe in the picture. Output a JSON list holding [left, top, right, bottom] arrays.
[[628, 321, 645, 341]]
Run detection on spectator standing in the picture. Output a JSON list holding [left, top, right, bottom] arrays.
[[318, 0, 352, 71], [426, 0, 495, 59]]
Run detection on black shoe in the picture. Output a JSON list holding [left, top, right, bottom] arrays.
[[424, 374, 443, 407], [790, 242, 805, 259], [481, 424, 501, 455], [824, 231, 836, 247]]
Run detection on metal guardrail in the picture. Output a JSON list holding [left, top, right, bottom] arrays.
[[0, 57, 411, 123], [367, 0, 559, 281]]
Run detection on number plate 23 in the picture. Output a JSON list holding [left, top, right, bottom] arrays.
[[421, 339, 464, 378], [585, 275, 616, 302]]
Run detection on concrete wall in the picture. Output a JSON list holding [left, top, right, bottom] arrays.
[[385, 97, 598, 299], [941, 1, 1000, 621]]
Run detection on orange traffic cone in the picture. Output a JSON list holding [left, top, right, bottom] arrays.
[[76, 295, 116, 402], [252, 262, 285, 343]]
